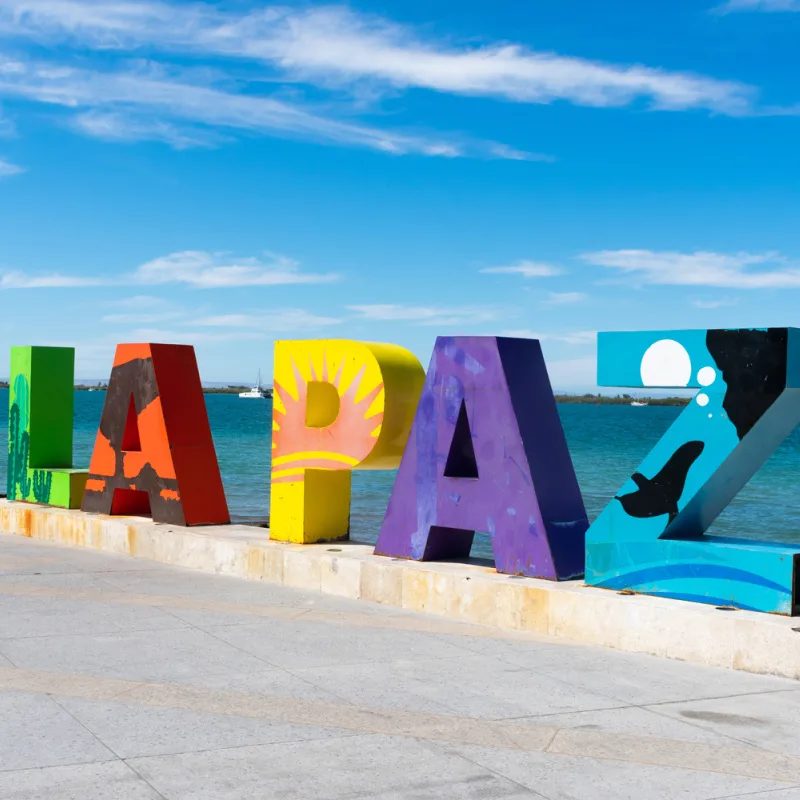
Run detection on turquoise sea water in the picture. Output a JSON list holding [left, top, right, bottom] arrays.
[[2, 390, 800, 558]]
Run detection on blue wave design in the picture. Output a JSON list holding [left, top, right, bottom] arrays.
[[643, 592, 762, 612], [594, 563, 792, 596]]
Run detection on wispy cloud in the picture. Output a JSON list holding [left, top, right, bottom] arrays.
[[348, 303, 507, 327], [0, 105, 15, 136], [109, 294, 174, 309], [502, 329, 596, 345], [0, 271, 104, 288], [691, 298, 738, 309], [70, 110, 229, 149], [489, 144, 555, 163], [129, 327, 266, 345], [717, 0, 800, 12], [100, 293, 185, 323], [0, 250, 337, 289], [132, 251, 338, 289], [190, 309, 342, 330], [0, 156, 23, 177], [544, 291, 588, 305], [126, 308, 341, 342], [0, 1, 761, 115], [480, 260, 562, 278], [0, 56, 481, 157], [102, 311, 184, 324], [582, 249, 800, 289], [101, 300, 341, 334]]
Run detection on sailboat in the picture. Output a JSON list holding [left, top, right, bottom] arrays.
[[239, 370, 267, 399]]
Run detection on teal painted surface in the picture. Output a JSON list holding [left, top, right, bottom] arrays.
[[587, 328, 800, 614], [598, 330, 713, 388]]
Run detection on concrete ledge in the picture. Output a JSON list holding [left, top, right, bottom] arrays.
[[1, 500, 798, 680]]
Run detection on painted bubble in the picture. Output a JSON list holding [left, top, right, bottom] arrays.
[[697, 366, 716, 386]]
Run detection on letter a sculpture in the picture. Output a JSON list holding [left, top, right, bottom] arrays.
[[82, 343, 229, 526], [375, 336, 588, 579]]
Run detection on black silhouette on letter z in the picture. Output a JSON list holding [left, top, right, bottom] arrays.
[[616, 440, 705, 525]]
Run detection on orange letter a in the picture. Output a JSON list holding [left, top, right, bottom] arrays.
[[82, 343, 229, 526]]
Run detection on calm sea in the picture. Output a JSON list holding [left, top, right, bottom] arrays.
[[2, 389, 799, 558]]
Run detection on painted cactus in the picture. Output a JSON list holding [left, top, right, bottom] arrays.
[[7, 378, 33, 501], [32, 469, 53, 504], [7, 371, 55, 505]]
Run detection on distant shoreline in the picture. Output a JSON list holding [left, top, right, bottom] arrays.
[[0, 382, 274, 397], [554, 393, 689, 406], [199, 386, 274, 396], [0, 383, 686, 404]]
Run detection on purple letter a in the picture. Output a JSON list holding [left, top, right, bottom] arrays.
[[374, 336, 587, 579]]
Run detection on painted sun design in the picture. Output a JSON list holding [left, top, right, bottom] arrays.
[[271, 351, 384, 484]]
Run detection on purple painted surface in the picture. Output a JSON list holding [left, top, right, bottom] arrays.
[[374, 336, 588, 579]]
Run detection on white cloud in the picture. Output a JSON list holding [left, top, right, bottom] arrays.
[[0, 270, 104, 288], [0, 56, 480, 157], [502, 329, 539, 338], [0, 1, 759, 115], [191, 309, 342, 330], [0, 250, 337, 289], [101, 310, 185, 324], [107, 294, 174, 309], [502, 329, 596, 345], [190, 314, 260, 328], [132, 251, 338, 289], [544, 291, 588, 305], [348, 303, 506, 327], [0, 156, 23, 176], [70, 110, 228, 149], [691, 298, 738, 309], [100, 301, 341, 331], [480, 260, 562, 278], [0, 106, 15, 136], [130, 327, 266, 344], [100, 294, 187, 322], [718, 0, 800, 11], [582, 249, 800, 289], [261, 7, 753, 114], [489, 144, 555, 163]]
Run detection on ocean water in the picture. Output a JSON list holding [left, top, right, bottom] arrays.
[[2, 390, 800, 559]]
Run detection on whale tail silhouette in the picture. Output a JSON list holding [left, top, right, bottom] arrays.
[[616, 440, 705, 525]]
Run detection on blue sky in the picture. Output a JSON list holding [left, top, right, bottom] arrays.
[[0, 0, 798, 389]]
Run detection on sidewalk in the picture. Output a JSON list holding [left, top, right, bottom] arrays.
[[1, 532, 799, 800]]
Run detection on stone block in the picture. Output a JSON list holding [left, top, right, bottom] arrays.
[[319, 553, 363, 599], [360, 558, 404, 606], [283, 548, 322, 592]]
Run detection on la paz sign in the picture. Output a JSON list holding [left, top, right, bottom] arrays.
[[8, 329, 800, 615]]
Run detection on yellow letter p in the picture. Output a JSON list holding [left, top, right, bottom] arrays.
[[270, 339, 425, 543]]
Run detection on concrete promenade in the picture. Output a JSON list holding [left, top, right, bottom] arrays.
[[2, 501, 798, 681], [2, 533, 800, 799]]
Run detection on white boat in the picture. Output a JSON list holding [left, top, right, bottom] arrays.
[[239, 371, 267, 399], [630, 400, 648, 407]]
